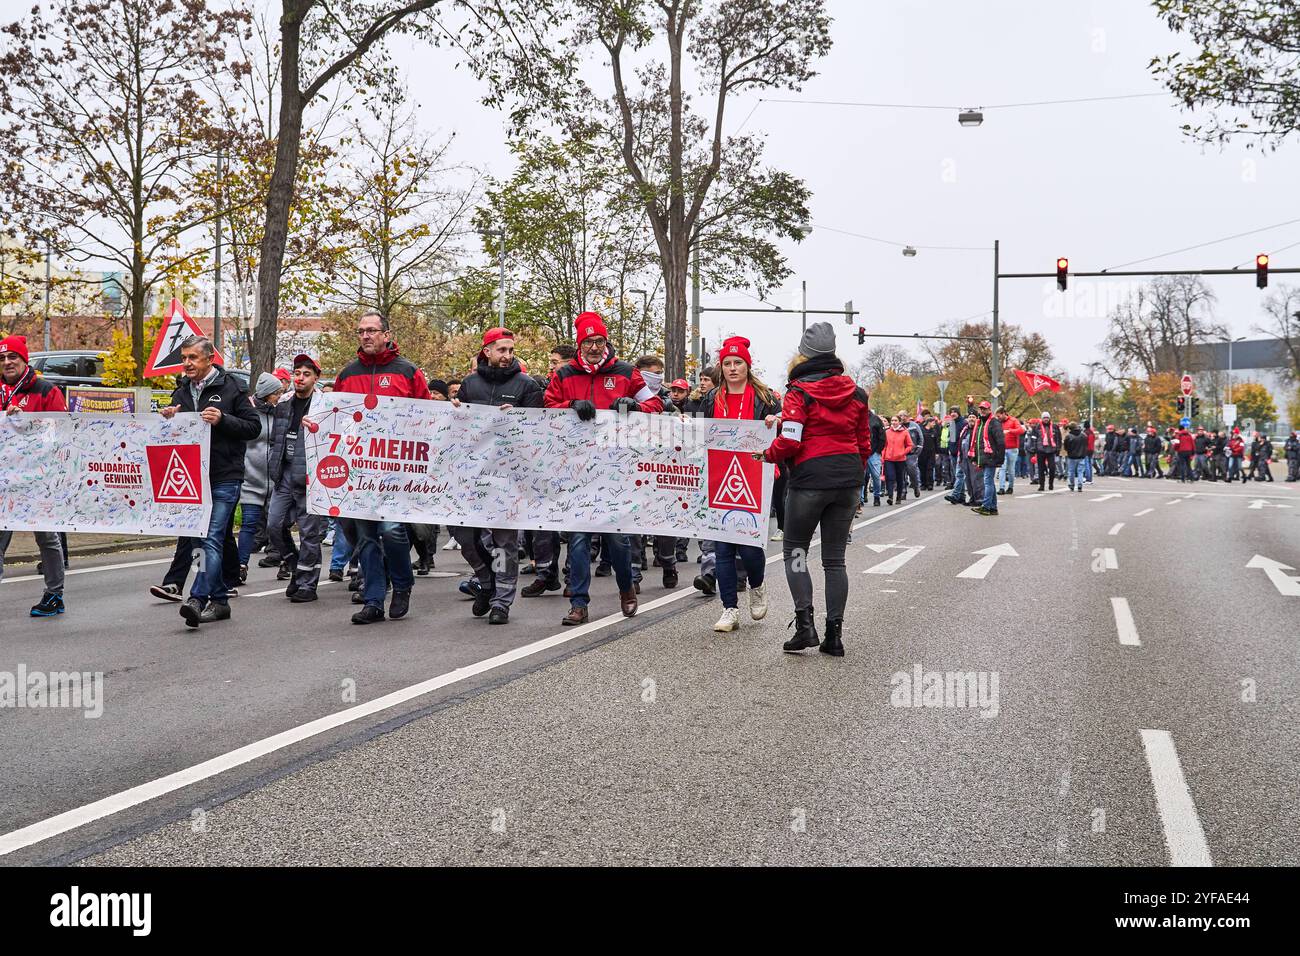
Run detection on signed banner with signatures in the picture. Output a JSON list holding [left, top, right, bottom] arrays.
[[0, 412, 211, 535], [303, 394, 775, 546]]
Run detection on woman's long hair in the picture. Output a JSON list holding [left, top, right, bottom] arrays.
[[717, 358, 774, 410]]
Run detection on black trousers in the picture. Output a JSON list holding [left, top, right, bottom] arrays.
[[1037, 452, 1057, 489], [782, 485, 858, 620]]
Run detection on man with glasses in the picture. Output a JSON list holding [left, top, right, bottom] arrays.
[[333, 311, 431, 625], [544, 312, 662, 626]]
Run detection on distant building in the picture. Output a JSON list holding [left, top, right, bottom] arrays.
[[1173, 338, 1295, 433]]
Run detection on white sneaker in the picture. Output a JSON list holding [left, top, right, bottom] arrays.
[[749, 584, 768, 620], [442, 540, 460, 551], [713, 607, 741, 632], [770, 529, 784, 541]]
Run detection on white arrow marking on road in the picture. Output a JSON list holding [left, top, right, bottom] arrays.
[[1166, 498, 1182, 505], [864, 538, 906, 553], [1245, 555, 1300, 596], [1108, 523, 1125, 536], [1140, 730, 1213, 867], [1248, 499, 1293, 510], [956, 543, 1018, 580], [864, 546, 925, 575], [1111, 597, 1141, 646], [1092, 494, 1122, 502]]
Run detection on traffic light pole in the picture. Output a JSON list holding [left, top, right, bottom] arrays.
[[991, 240, 1000, 399]]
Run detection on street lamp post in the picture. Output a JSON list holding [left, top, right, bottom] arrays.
[[477, 226, 506, 327], [1224, 335, 1246, 405]]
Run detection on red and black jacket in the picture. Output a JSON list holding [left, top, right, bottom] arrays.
[[543, 348, 662, 413], [764, 355, 871, 489], [0, 370, 67, 412], [334, 343, 432, 400]]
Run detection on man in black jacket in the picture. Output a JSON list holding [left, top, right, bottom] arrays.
[[1032, 414, 1062, 491], [265, 355, 328, 604], [967, 400, 1006, 515], [449, 328, 545, 624], [160, 336, 261, 627]]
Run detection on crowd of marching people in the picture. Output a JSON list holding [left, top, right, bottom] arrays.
[[3, 315, 1299, 658]]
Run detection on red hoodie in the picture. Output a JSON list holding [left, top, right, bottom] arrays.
[[765, 368, 871, 488], [881, 426, 913, 462], [999, 415, 1024, 450], [1175, 429, 1195, 453]]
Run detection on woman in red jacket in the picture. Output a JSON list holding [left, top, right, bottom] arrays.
[[881, 414, 914, 506], [763, 323, 872, 658]]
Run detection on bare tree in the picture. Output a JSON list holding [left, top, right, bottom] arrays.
[[1257, 284, 1300, 382], [1100, 276, 1225, 378]]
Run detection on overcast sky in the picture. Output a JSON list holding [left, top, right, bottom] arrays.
[[382, 0, 1299, 385]]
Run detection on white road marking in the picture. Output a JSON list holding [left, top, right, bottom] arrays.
[[863, 546, 925, 575], [247, 581, 339, 598], [1092, 494, 1122, 502], [1100, 548, 1118, 570], [1166, 498, 1181, 506], [1111, 597, 1141, 647], [956, 543, 1019, 580], [1090, 488, 1293, 500], [1245, 555, 1300, 596], [1133, 508, 1154, 517], [0, 556, 173, 586], [1019, 493, 1043, 499], [1108, 523, 1124, 536], [0, 487, 948, 856], [880, 589, 898, 593], [1248, 499, 1292, 510], [1140, 730, 1213, 867], [1116, 477, 1131, 482]]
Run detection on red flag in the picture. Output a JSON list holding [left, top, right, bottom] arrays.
[[1014, 369, 1061, 396]]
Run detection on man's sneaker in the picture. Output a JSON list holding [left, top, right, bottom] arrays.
[[471, 588, 492, 617], [749, 584, 768, 621], [389, 589, 411, 619], [521, 576, 561, 597], [971, 507, 998, 516], [352, 605, 385, 625], [873, 497, 881, 507], [693, 572, 716, 596], [488, 606, 509, 625], [239, 564, 248, 584], [442, 539, 460, 551], [150, 583, 184, 602], [180, 597, 204, 628], [289, 589, 318, 603], [348, 574, 362, 592], [322, 534, 334, 547], [30, 592, 64, 617], [770, 529, 784, 541], [257, 554, 280, 568], [713, 607, 741, 632], [663, 566, 679, 589], [594, 563, 612, 578], [328, 569, 344, 583], [561, 605, 588, 627], [276, 564, 293, 581], [285, 580, 299, 598], [225, 588, 239, 599], [913, 488, 920, 498], [351, 590, 364, 605], [1006, 487, 1014, 495], [198, 602, 231, 623]]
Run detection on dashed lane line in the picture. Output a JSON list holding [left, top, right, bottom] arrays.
[[1111, 597, 1141, 647], [1108, 523, 1124, 535], [1140, 730, 1213, 867]]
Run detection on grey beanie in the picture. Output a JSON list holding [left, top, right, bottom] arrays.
[[798, 321, 836, 358], [255, 372, 282, 399]]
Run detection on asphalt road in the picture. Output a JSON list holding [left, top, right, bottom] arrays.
[[2, 475, 1297, 866]]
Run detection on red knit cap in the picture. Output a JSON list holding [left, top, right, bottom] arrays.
[[720, 336, 752, 367], [574, 312, 609, 344], [0, 335, 29, 363]]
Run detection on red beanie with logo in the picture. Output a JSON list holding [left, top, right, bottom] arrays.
[[0, 335, 29, 363], [574, 312, 609, 344], [720, 336, 752, 367]]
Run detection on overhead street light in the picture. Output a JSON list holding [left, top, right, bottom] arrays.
[[902, 245, 917, 257], [958, 108, 984, 127]]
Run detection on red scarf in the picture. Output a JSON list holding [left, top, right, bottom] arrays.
[[577, 345, 611, 375], [714, 384, 753, 420], [1040, 421, 1055, 448], [0, 366, 34, 410], [969, 415, 993, 460]]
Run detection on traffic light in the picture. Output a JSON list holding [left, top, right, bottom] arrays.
[[1256, 253, 1269, 289], [856, 326, 866, 345], [1191, 397, 1200, 417], [1056, 257, 1069, 292], [1176, 396, 1186, 415]]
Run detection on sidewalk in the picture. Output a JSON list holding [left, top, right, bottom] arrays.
[[3, 532, 173, 564]]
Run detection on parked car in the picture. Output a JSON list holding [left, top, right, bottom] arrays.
[[27, 349, 251, 396]]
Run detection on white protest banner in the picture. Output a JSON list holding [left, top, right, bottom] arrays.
[[0, 413, 212, 535], [304, 394, 775, 546]]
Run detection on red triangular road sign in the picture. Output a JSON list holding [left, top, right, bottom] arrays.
[[142, 299, 223, 377]]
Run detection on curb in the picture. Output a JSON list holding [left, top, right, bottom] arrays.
[[5, 536, 174, 566]]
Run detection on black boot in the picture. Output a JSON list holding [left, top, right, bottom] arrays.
[[820, 618, 844, 657], [783, 607, 819, 652]]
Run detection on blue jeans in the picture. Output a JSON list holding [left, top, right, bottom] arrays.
[[329, 520, 353, 573], [350, 519, 413, 607], [567, 532, 633, 608], [864, 453, 882, 500], [236, 502, 264, 567], [715, 541, 766, 610], [951, 459, 968, 501], [980, 464, 998, 511], [192, 480, 241, 604], [1067, 457, 1086, 487], [1084, 455, 1094, 481], [998, 448, 1018, 491]]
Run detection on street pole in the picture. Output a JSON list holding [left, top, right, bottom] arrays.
[[43, 239, 51, 351], [800, 279, 807, 334], [213, 147, 223, 356], [1227, 338, 1234, 405], [691, 247, 701, 374], [497, 230, 506, 328], [991, 239, 1000, 396]]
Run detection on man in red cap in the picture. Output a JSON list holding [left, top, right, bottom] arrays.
[[544, 311, 662, 625], [1, 334, 71, 617], [448, 327, 544, 624]]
